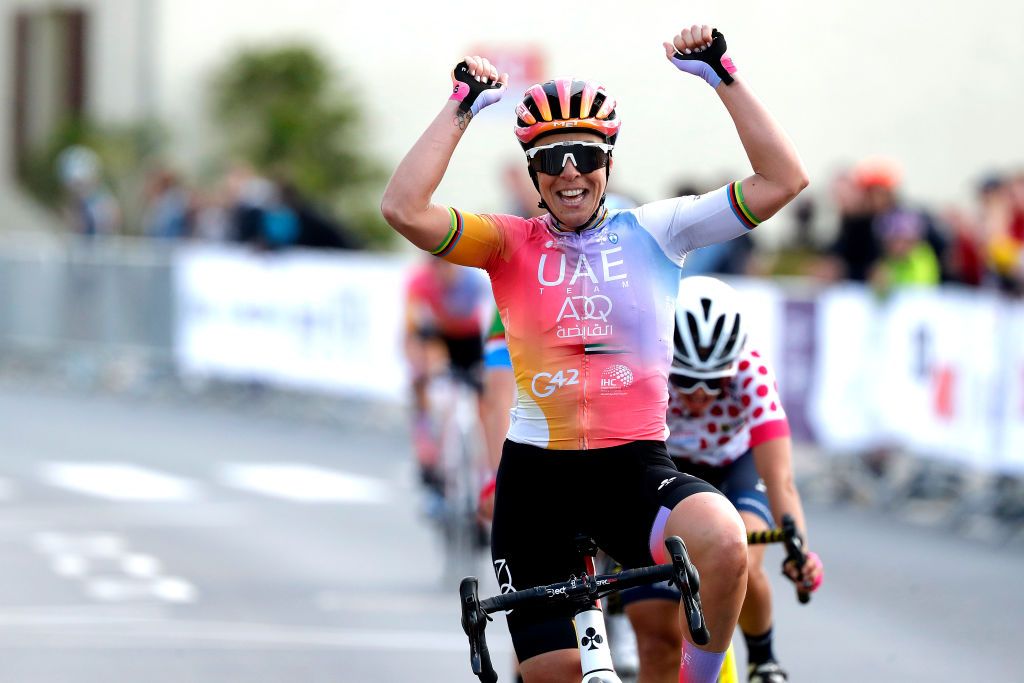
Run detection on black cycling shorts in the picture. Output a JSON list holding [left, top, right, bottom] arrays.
[[413, 325, 483, 377], [489, 439, 720, 663], [620, 449, 772, 607]]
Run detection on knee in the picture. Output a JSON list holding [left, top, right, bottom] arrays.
[[706, 514, 748, 587]]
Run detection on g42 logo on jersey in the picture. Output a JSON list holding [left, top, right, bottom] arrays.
[[531, 369, 580, 398]]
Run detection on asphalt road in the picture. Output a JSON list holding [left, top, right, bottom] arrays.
[[0, 381, 1020, 682]]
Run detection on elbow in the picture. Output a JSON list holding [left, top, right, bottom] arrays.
[[379, 193, 407, 231], [785, 168, 810, 200]]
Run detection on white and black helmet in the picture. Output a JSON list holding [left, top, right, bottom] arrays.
[[671, 276, 748, 379]]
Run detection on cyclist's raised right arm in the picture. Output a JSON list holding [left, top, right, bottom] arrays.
[[380, 57, 508, 260]]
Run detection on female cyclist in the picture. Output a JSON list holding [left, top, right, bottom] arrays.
[[381, 24, 808, 683], [622, 276, 824, 683]]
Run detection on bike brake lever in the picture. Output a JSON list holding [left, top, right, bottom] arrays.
[[781, 514, 812, 605], [665, 536, 711, 646], [460, 577, 498, 683]]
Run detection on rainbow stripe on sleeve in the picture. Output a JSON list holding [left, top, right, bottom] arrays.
[[430, 207, 465, 256], [727, 181, 761, 230]]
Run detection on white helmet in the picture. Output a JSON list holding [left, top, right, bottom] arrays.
[[671, 276, 748, 379]]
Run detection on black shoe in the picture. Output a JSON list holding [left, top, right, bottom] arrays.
[[749, 661, 788, 683]]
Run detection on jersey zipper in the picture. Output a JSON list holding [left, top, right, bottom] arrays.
[[577, 231, 589, 450]]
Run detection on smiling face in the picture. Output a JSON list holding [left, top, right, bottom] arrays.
[[531, 131, 610, 229]]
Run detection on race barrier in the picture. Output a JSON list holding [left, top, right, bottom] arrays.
[[1, 238, 1021, 474], [172, 246, 1024, 474]]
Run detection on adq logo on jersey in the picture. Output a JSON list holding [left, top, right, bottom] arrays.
[[600, 364, 634, 394], [557, 294, 613, 323]]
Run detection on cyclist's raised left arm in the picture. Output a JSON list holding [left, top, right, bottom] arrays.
[[380, 57, 508, 259], [666, 25, 809, 223]]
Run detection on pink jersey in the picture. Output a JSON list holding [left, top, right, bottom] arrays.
[[666, 349, 790, 466], [434, 183, 759, 450]]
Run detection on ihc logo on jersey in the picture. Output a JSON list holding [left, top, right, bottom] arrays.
[[600, 364, 634, 394]]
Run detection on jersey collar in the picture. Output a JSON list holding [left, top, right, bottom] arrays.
[[547, 205, 610, 235]]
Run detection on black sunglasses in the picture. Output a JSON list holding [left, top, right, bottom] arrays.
[[669, 374, 728, 395], [525, 141, 613, 176]]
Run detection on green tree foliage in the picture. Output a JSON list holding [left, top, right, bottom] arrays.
[[211, 44, 392, 247]]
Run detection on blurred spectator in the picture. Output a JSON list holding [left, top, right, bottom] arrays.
[[984, 172, 1024, 295], [822, 159, 948, 284], [56, 145, 121, 236], [141, 167, 191, 239], [821, 164, 881, 282], [940, 205, 987, 287], [278, 180, 363, 249], [224, 164, 300, 250], [219, 164, 361, 251], [761, 197, 823, 277], [191, 185, 233, 242], [868, 208, 940, 295]]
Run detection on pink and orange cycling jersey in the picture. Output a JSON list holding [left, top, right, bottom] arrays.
[[666, 349, 790, 466], [435, 183, 759, 450]]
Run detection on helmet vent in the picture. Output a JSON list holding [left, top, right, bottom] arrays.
[[700, 298, 712, 320]]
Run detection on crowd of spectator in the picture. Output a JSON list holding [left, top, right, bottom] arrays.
[[680, 158, 1024, 298], [57, 146, 363, 251], [54, 145, 1024, 295]]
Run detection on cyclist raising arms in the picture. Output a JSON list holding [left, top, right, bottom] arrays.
[[622, 276, 823, 683], [381, 24, 808, 683]]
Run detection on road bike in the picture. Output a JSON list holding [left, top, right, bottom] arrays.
[[460, 534, 707, 683], [458, 515, 809, 683], [425, 366, 489, 583]]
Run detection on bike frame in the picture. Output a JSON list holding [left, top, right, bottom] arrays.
[[459, 515, 810, 682], [460, 535, 707, 683]]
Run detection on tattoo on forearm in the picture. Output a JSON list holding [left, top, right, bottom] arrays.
[[455, 110, 473, 130]]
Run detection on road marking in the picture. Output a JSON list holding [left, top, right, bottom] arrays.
[[41, 463, 200, 501], [33, 531, 199, 604], [0, 615, 511, 652], [219, 464, 390, 503]]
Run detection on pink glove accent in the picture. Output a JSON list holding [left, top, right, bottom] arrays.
[[449, 81, 471, 104], [805, 551, 824, 592]]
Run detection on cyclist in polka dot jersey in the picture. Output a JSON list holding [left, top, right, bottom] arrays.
[[667, 348, 788, 466], [622, 276, 823, 683]]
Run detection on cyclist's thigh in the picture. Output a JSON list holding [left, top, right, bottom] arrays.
[[589, 441, 720, 570], [519, 649, 582, 683], [490, 440, 586, 662], [719, 450, 773, 529], [624, 597, 683, 648]]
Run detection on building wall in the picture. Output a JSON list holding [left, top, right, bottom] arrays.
[[3, 0, 1022, 233]]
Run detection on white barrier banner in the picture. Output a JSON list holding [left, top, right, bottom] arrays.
[[872, 289, 999, 467], [174, 246, 414, 400], [998, 300, 1024, 473], [808, 285, 886, 452]]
